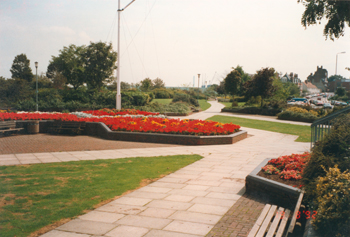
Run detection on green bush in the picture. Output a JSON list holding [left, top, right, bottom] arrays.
[[246, 96, 261, 106], [222, 106, 281, 116], [60, 87, 90, 103], [152, 88, 173, 99], [172, 93, 199, 107], [121, 92, 150, 106], [313, 165, 350, 237], [303, 113, 350, 201], [14, 99, 36, 111], [277, 110, 318, 123], [131, 102, 191, 114]]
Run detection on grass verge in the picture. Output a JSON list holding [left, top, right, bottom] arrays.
[[207, 115, 311, 142], [198, 100, 211, 111], [0, 155, 202, 237], [220, 102, 245, 107]]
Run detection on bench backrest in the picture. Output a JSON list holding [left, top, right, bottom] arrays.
[[0, 120, 16, 129]]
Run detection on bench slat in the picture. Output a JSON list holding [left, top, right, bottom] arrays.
[[266, 207, 284, 237], [276, 209, 290, 237], [248, 204, 272, 237], [256, 205, 277, 237], [287, 191, 304, 235]]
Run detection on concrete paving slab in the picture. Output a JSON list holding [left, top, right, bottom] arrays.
[[169, 211, 222, 225], [96, 204, 146, 215], [164, 195, 196, 202], [137, 186, 172, 194], [116, 215, 172, 229], [188, 203, 231, 215], [191, 197, 236, 207], [125, 191, 168, 200], [139, 207, 175, 218], [112, 197, 152, 206], [163, 220, 213, 236], [146, 200, 193, 211], [78, 211, 124, 223], [105, 225, 149, 237], [148, 182, 186, 189], [56, 219, 116, 235], [143, 229, 201, 237], [40, 230, 91, 237]]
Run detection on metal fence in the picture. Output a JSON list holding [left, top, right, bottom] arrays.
[[311, 106, 350, 148]]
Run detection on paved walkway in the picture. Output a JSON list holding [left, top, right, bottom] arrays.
[[0, 101, 311, 237]]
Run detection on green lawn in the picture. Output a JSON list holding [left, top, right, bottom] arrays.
[[220, 102, 245, 107], [207, 115, 311, 142], [198, 99, 211, 111], [0, 155, 202, 237]]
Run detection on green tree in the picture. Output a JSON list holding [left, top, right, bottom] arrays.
[[224, 69, 241, 99], [215, 81, 226, 97], [298, 0, 350, 40], [234, 65, 251, 95], [140, 78, 154, 92], [153, 78, 165, 89], [83, 42, 117, 90], [48, 45, 86, 89], [244, 67, 277, 107], [10, 54, 34, 82], [336, 87, 346, 97], [121, 81, 131, 91], [327, 74, 346, 82]]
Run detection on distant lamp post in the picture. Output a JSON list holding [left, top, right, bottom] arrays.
[[335, 52, 346, 75], [197, 74, 200, 102], [35, 61, 38, 112]]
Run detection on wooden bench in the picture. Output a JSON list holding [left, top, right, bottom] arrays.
[[0, 120, 23, 136], [49, 121, 86, 135], [248, 192, 304, 237]]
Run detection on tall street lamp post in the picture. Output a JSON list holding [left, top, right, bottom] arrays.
[[335, 52, 346, 75], [197, 74, 200, 102], [35, 62, 38, 111], [116, 0, 136, 110]]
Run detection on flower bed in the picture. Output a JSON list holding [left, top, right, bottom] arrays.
[[258, 152, 311, 188], [0, 111, 240, 136]]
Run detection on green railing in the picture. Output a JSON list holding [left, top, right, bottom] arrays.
[[311, 106, 350, 148]]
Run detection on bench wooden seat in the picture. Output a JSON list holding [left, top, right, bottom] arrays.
[[50, 121, 86, 135], [0, 120, 23, 136], [248, 191, 304, 237]]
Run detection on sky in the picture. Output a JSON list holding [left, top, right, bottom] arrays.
[[0, 0, 349, 87]]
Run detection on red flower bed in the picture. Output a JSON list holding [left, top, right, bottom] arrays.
[[0, 112, 240, 136], [261, 152, 311, 180], [82, 108, 159, 116]]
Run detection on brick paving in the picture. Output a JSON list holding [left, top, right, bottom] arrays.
[[0, 133, 180, 154], [206, 193, 266, 237]]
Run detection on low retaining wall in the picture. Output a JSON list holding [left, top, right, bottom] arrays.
[[16, 120, 248, 146], [245, 158, 302, 208]]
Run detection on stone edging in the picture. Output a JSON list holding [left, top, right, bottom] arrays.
[[16, 120, 248, 146], [245, 158, 302, 208]]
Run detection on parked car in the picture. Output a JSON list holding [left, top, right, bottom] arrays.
[[323, 103, 333, 109], [316, 101, 324, 106]]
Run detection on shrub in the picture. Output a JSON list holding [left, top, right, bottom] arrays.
[[286, 106, 318, 116], [131, 102, 191, 114], [231, 100, 238, 107], [277, 110, 318, 123], [152, 88, 173, 99], [303, 113, 350, 201], [14, 99, 36, 111], [172, 93, 199, 107], [246, 96, 261, 106], [313, 165, 350, 236], [121, 92, 150, 107]]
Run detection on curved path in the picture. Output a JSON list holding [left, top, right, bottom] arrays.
[[0, 101, 311, 237]]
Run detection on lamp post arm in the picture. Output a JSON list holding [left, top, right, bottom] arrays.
[[119, 0, 136, 11]]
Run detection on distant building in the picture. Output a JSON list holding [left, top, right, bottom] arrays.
[[305, 66, 328, 91], [281, 72, 301, 85], [300, 81, 321, 95], [328, 78, 350, 92]]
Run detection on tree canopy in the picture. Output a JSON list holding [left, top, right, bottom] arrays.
[[153, 78, 165, 89], [10, 54, 34, 82], [244, 67, 277, 106], [224, 69, 241, 99], [140, 78, 154, 92], [298, 0, 350, 40]]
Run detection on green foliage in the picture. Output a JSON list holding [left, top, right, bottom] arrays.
[[10, 54, 34, 82], [60, 87, 90, 103], [152, 88, 173, 98], [277, 110, 318, 123], [313, 166, 350, 237], [303, 113, 350, 201], [244, 67, 277, 106], [122, 91, 151, 107], [134, 102, 191, 114], [224, 69, 241, 97], [172, 93, 199, 107], [298, 0, 350, 40], [336, 87, 346, 97], [140, 78, 154, 92], [152, 78, 165, 89], [83, 42, 117, 90], [246, 96, 262, 106], [328, 74, 346, 82]]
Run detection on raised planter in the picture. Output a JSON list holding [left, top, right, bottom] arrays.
[[84, 122, 247, 145], [245, 158, 303, 208], [15, 120, 248, 146]]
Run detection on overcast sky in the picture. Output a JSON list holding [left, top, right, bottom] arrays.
[[1, 0, 349, 87]]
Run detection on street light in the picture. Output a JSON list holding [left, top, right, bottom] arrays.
[[35, 62, 38, 111], [197, 74, 200, 102], [335, 52, 346, 75], [116, 0, 136, 110]]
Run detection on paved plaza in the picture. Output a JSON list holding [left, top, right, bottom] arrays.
[[0, 101, 310, 236]]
